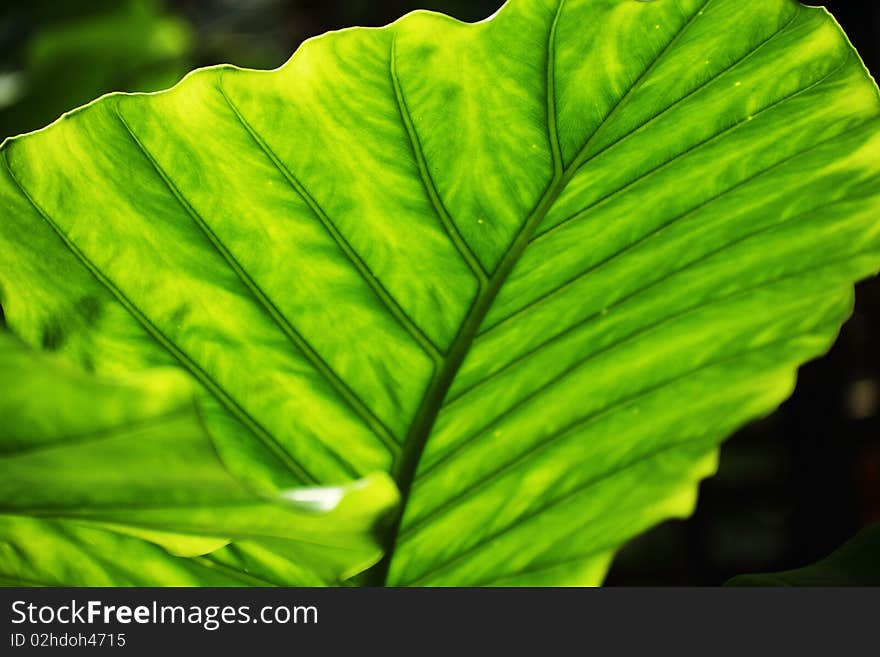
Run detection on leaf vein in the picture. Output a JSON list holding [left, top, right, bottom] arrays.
[[546, 0, 566, 177], [390, 38, 489, 287], [1, 150, 320, 486], [216, 76, 444, 366], [115, 106, 400, 463]]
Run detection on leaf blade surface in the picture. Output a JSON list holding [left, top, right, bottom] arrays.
[[1, 0, 878, 586]]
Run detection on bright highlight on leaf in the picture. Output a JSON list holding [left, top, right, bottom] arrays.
[[1, 0, 879, 586]]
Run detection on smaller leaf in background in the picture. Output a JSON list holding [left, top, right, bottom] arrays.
[[0, 331, 399, 586], [0, 517, 260, 587], [0, 0, 193, 140], [727, 523, 880, 586]]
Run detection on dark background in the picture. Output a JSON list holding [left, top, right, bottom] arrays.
[[0, 1, 877, 585]]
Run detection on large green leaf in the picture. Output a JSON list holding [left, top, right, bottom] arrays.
[[0, 331, 399, 585], [1, 0, 879, 586], [727, 524, 880, 586]]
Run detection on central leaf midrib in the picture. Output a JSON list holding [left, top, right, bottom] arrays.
[[374, 0, 712, 585]]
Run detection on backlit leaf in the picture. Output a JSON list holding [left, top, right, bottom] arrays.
[[0, 332, 398, 585], [1, 0, 878, 585]]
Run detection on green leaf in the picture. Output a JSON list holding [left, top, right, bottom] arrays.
[[727, 524, 880, 586], [0, 331, 399, 585], [1, 0, 879, 586]]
